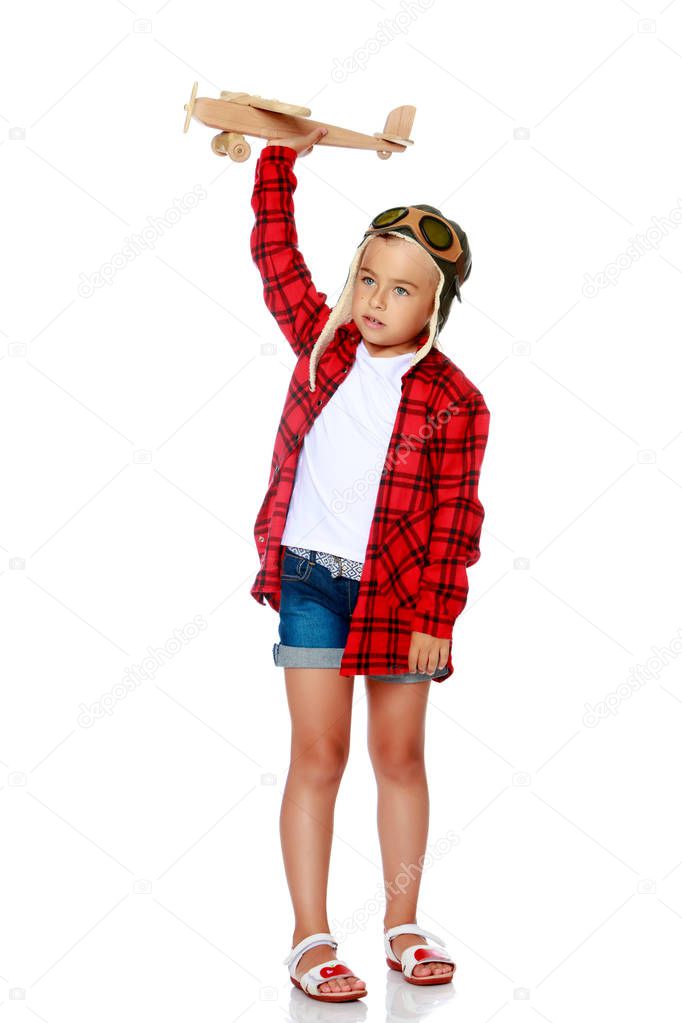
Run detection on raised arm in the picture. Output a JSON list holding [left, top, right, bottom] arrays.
[[250, 143, 332, 358]]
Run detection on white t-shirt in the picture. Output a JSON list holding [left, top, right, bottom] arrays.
[[281, 339, 415, 562]]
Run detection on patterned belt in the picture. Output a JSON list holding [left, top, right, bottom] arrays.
[[286, 545, 364, 581]]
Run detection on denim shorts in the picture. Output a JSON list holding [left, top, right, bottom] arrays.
[[273, 545, 449, 683]]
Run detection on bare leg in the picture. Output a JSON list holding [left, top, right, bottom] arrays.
[[281, 666, 366, 994], [365, 677, 454, 979]]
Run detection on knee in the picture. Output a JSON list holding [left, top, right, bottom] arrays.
[[368, 742, 425, 783], [291, 740, 349, 786]]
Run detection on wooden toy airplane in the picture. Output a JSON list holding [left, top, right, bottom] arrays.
[[183, 82, 416, 162]]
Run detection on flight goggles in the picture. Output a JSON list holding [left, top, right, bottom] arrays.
[[365, 206, 463, 263]]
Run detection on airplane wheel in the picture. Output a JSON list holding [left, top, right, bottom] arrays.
[[211, 132, 230, 157], [227, 133, 251, 162], [376, 149, 392, 160], [211, 132, 251, 161]]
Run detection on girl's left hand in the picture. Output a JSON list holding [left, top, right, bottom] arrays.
[[408, 632, 450, 675], [266, 126, 328, 156]]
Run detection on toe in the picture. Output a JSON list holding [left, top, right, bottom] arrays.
[[414, 960, 453, 977], [319, 973, 366, 994]]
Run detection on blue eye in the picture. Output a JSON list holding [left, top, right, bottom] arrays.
[[360, 276, 409, 296]]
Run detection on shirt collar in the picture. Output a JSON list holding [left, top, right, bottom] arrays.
[[345, 322, 431, 363]]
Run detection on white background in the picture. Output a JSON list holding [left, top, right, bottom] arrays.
[[1, 0, 681, 1020]]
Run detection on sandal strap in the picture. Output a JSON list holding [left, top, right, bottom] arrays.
[[299, 958, 358, 995], [282, 931, 338, 969], [384, 922, 451, 973], [400, 943, 454, 978], [384, 922, 446, 960]]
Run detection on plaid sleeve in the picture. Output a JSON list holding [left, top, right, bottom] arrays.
[[250, 144, 331, 358], [410, 390, 491, 640]]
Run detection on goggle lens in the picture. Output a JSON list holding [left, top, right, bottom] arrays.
[[371, 207, 408, 228], [420, 215, 453, 251], [371, 208, 455, 254]]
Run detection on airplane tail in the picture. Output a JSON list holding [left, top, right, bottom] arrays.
[[379, 105, 416, 143]]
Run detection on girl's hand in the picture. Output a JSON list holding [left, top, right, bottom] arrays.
[[266, 125, 328, 156], [408, 632, 450, 675]]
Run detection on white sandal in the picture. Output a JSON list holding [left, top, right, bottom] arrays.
[[283, 931, 367, 1002], [384, 922, 456, 986]]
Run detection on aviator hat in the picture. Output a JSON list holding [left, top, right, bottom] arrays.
[[308, 203, 471, 391]]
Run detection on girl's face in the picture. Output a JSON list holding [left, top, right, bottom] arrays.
[[351, 235, 439, 354]]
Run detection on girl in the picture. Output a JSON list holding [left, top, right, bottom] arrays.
[[248, 125, 490, 1002]]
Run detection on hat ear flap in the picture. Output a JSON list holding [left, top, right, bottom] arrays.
[[308, 235, 373, 391]]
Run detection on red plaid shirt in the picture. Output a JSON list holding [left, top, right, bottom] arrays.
[[249, 144, 490, 682]]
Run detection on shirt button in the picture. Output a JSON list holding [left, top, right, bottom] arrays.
[[258, 535, 265, 543]]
